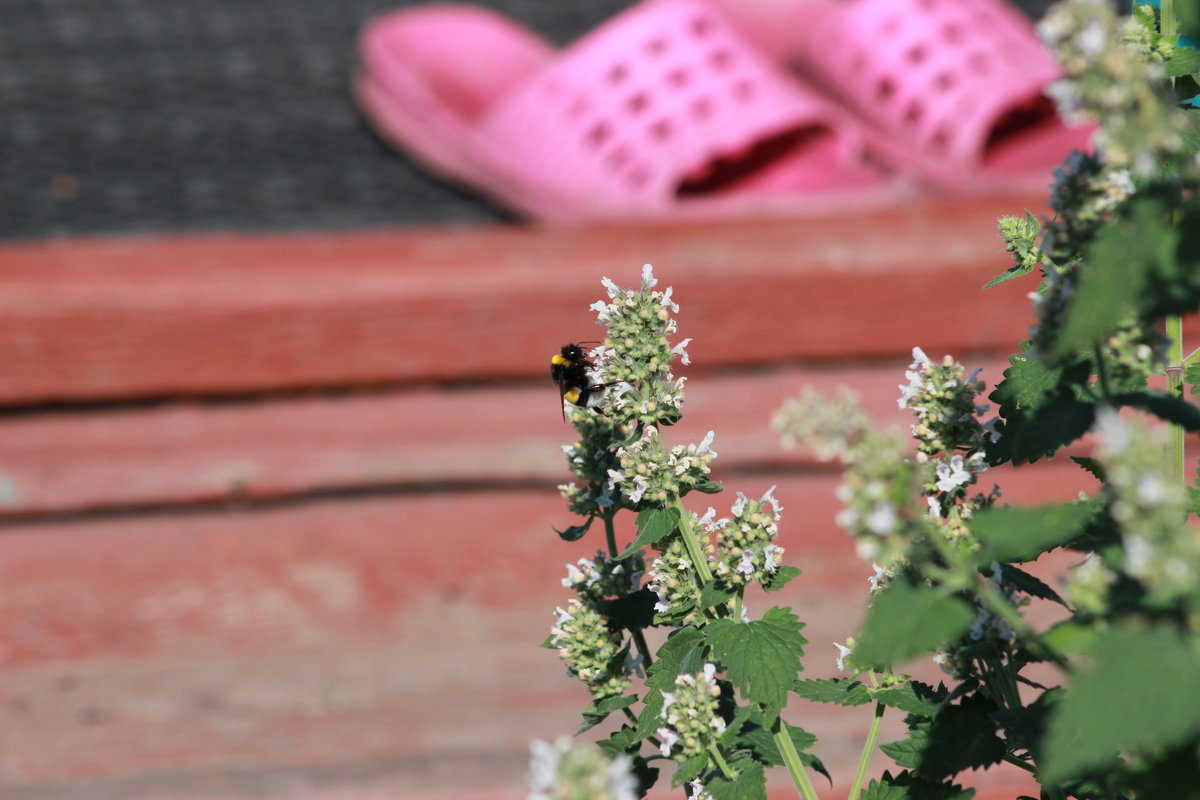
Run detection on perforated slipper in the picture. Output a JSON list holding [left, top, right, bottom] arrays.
[[355, 0, 906, 223], [717, 0, 1095, 194]]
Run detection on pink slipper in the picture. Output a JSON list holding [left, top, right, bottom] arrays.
[[718, 0, 1095, 194], [355, 0, 906, 223]]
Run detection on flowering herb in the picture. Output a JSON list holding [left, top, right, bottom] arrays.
[[531, 3, 1200, 798]]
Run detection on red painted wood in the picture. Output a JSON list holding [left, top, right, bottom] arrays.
[[0, 356, 1031, 516], [0, 197, 1041, 405], [0, 468, 1083, 796]]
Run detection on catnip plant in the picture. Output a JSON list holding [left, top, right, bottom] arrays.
[[531, 1, 1200, 799]]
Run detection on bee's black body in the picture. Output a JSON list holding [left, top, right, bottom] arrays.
[[551, 343, 606, 420]]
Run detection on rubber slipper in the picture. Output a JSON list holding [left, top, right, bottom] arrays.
[[355, 0, 907, 223], [716, 0, 1096, 194]]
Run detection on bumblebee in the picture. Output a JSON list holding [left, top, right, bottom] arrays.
[[551, 343, 608, 420]]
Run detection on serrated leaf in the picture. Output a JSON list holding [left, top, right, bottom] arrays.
[[1057, 196, 1174, 357], [880, 695, 1005, 780], [618, 507, 679, 560], [704, 755, 767, 800], [982, 262, 1037, 289], [706, 607, 807, 710], [972, 502, 1094, 564], [874, 682, 943, 717], [1114, 390, 1200, 432], [761, 565, 801, 593], [1169, 46, 1200, 77], [734, 716, 817, 767], [990, 341, 1063, 412], [1069, 456, 1107, 482], [646, 628, 706, 691], [579, 694, 638, 733], [554, 515, 594, 542], [793, 677, 872, 707], [597, 725, 639, 757], [859, 770, 976, 800], [606, 588, 657, 631], [999, 563, 1069, 608], [987, 390, 1096, 466], [854, 581, 974, 668], [633, 689, 664, 741], [673, 753, 707, 787], [1042, 624, 1200, 782], [699, 579, 735, 610]]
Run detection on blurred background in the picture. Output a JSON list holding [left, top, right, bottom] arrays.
[[1, 1, 1085, 799]]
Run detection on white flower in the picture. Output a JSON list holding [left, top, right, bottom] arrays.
[[656, 727, 679, 757], [688, 779, 714, 800], [596, 483, 615, 508], [660, 285, 679, 313], [910, 346, 929, 366], [701, 662, 718, 687], [760, 484, 782, 513], [672, 338, 693, 366], [698, 507, 717, 526], [737, 550, 756, 575], [927, 495, 942, 520], [935, 454, 971, 492], [648, 583, 670, 613], [763, 544, 783, 571], [1136, 474, 1166, 505], [834, 642, 853, 671], [661, 691, 676, 712], [868, 562, 889, 592], [628, 477, 649, 504], [731, 492, 748, 517], [696, 430, 717, 458], [641, 263, 658, 289], [601, 276, 621, 298], [865, 502, 897, 535]]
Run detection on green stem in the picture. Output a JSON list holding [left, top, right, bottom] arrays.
[[734, 589, 744, 623], [1002, 753, 1036, 774], [773, 721, 821, 800], [1162, 0, 1177, 39], [1167, 315, 1186, 490], [847, 703, 886, 800], [708, 743, 737, 781], [673, 498, 713, 585]]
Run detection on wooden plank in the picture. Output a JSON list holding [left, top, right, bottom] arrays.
[[0, 474, 1079, 797], [0, 196, 1041, 405], [0, 356, 1043, 517]]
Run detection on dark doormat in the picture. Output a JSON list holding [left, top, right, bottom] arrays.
[[0, 0, 1052, 240]]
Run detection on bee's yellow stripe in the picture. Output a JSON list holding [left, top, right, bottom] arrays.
[[564, 387, 581, 404], [552, 354, 571, 366]]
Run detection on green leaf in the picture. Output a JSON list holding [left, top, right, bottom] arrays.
[[873, 682, 944, 717], [673, 753, 707, 786], [987, 391, 1096, 466], [1069, 456, 1106, 482], [880, 695, 1005, 780], [606, 588, 657, 632], [1056, 196, 1174, 357], [793, 677, 872, 707], [633, 689, 664, 741], [579, 694, 638, 733], [1113, 390, 1200, 432], [689, 479, 725, 495], [597, 725, 639, 757], [554, 515, 594, 542], [1042, 624, 1200, 782], [972, 502, 1094, 564], [646, 628, 706, 691], [761, 565, 801, 593], [704, 755, 767, 800], [617, 507, 680, 560], [859, 771, 976, 800], [990, 341, 1064, 411], [706, 607, 807, 710], [734, 715, 817, 767], [1167, 45, 1200, 77], [999, 563, 1069, 608], [699, 579, 735, 610], [854, 581, 974, 668]]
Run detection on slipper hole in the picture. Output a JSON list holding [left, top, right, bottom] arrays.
[[675, 125, 829, 198], [983, 95, 1058, 160]]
